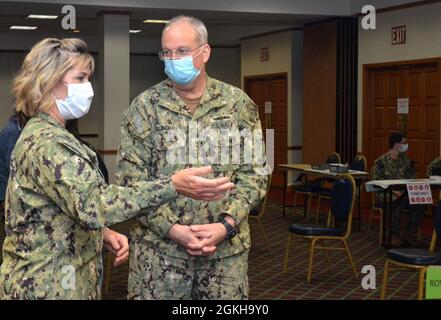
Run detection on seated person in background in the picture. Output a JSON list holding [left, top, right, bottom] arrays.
[[371, 132, 426, 247], [427, 156, 441, 177], [0, 112, 26, 211], [0, 112, 28, 263], [0, 111, 27, 263]]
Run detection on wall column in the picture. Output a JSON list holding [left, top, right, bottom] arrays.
[[97, 12, 130, 183]]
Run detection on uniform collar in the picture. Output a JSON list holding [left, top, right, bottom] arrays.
[[157, 79, 189, 117], [386, 152, 406, 161], [193, 76, 226, 120], [35, 112, 65, 129], [158, 74, 226, 120]]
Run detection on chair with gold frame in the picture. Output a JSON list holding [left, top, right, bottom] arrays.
[[283, 173, 358, 283], [313, 152, 342, 224], [366, 166, 422, 244], [349, 153, 367, 173], [381, 201, 441, 300], [249, 175, 273, 251], [291, 175, 321, 221], [292, 152, 341, 220], [349, 153, 368, 230], [366, 166, 384, 244]]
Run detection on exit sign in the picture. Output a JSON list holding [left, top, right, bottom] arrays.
[[260, 47, 269, 62], [392, 25, 406, 45]]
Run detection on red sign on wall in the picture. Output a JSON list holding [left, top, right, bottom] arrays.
[[260, 47, 269, 62], [407, 182, 432, 205], [392, 26, 406, 45]]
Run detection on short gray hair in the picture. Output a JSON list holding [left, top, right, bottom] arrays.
[[163, 15, 208, 45]]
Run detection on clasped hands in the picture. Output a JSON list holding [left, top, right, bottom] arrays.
[[169, 165, 236, 256], [103, 166, 235, 264], [167, 215, 236, 256]]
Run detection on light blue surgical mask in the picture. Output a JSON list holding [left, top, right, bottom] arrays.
[[53, 82, 94, 120], [163, 50, 202, 86], [399, 143, 409, 153]]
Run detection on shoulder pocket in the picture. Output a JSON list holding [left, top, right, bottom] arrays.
[[125, 107, 150, 140]]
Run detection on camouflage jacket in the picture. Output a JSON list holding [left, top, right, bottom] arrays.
[[115, 76, 268, 260], [0, 112, 177, 300], [371, 152, 415, 202], [427, 157, 441, 176]]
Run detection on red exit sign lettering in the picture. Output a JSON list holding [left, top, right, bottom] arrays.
[[260, 47, 269, 62], [392, 26, 406, 45]]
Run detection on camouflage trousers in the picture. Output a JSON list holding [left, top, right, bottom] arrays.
[[380, 195, 426, 235], [127, 242, 249, 300]]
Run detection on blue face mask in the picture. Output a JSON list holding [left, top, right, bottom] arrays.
[[164, 52, 202, 86]]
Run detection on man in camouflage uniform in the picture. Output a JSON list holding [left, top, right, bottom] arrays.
[[427, 157, 441, 176], [115, 16, 268, 299], [372, 132, 426, 247]]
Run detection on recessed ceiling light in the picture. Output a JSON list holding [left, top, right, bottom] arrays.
[[143, 19, 169, 24], [9, 26, 38, 30], [130, 29, 141, 34], [27, 14, 58, 20]]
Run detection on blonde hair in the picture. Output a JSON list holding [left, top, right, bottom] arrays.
[[12, 38, 94, 118]]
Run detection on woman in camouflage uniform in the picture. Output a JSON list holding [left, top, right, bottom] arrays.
[[0, 38, 233, 300]]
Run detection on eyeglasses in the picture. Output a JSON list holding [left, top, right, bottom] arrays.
[[158, 44, 205, 60]]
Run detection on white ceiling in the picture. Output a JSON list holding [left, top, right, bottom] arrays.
[[0, 0, 427, 46], [349, 0, 425, 14], [0, 0, 351, 16], [0, 2, 321, 46]]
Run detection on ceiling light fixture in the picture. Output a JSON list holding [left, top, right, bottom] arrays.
[[143, 19, 169, 24], [27, 14, 58, 20], [9, 26, 38, 30]]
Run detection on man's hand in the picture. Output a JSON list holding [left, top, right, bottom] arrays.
[[187, 216, 236, 255], [103, 228, 129, 267], [393, 190, 404, 198], [172, 166, 234, 201], [167, 223, 217, 256]]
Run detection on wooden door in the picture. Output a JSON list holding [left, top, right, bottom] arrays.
[[244, 74, 288, 187], [405, 65, 440, 177], [363, 60, 440, 178]]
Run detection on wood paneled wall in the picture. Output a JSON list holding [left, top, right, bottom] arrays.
[[303, 18, 358, 164], [336, 18, 358, 164], [303, 20, 337, 164]]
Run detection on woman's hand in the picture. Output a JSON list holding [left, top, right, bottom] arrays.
[[103, 228, 129, 267], [172, 166, 234, 201]]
